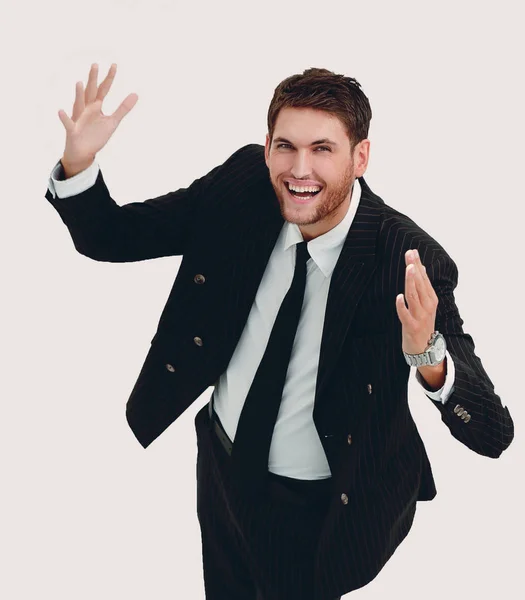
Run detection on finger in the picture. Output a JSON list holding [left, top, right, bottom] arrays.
[[419, 265, 436, 303], [58, 109, 74, 133], [96, 63, 117, 102], [406, 249, 435, 308], [72, 81, 85, 122], [420, 262, 438, 303], [110, 92, 139, 125], [395, 293, 417, 330], [85, 63, 99, 105], [411, 258, 435, 312], [405, 263, 423, 318], [412, 250, 436, 302]]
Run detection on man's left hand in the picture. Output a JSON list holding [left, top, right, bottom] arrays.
[[395, 249, 438, 354]]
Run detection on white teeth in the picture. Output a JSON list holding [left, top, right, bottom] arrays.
[[288, 183, 321, 193]]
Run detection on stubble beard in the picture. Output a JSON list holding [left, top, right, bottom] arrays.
[[272, 165, 355, 227]]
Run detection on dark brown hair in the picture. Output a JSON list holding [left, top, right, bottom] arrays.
[[267, 67, 372, 153]]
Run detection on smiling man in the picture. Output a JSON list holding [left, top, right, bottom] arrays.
[[266, 109, 366, 241], [45, 65, 514, 600]]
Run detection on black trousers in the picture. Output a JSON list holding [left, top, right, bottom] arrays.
[[194, 398, 342, 600]]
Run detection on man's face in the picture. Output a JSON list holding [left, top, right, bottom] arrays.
[[264, 107, 370, 241]]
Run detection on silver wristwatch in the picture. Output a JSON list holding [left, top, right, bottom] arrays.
[[403, 331, 446, 367]]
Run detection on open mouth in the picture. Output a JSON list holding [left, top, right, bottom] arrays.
[[284, 181, 323, 203]]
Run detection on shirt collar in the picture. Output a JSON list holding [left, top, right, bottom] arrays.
[[283, 177, 362, 277]]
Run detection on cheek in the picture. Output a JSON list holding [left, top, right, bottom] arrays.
[[269, 156, 290, 176]]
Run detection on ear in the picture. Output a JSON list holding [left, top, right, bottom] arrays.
[[354, 139, 371, 178], [264, 133, 271, 167]]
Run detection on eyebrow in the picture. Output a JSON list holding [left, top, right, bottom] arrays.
[[273, 136, 338, 147]]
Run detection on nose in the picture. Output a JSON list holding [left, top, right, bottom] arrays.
[[290, 150, 316, 181]]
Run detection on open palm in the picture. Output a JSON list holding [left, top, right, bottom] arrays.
[[58, 63, 138, 165]]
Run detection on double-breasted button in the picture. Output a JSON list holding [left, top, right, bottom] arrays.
[[341, 493, 349, 505], [454, 404, 471, 423], [165, 363, 176, 372], [194, 274, 205, 284], [347, 434, 352, 445], [194, 336, 204, 347], [367, 383, 373, 394]]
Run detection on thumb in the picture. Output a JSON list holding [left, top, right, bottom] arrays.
[[58, 109, 74, 133], [395, 293, 408, 323]]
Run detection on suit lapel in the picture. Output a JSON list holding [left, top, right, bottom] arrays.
[[224, 175, 384, 403], [315, 183, 383, 402]]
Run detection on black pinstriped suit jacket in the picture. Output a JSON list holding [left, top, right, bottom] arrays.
[[45, 143, 514, 597]]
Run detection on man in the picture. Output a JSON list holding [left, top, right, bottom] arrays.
[[45, 64, 514, 600]]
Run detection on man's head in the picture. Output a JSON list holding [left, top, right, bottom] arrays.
[[264, 68, 372, 241]]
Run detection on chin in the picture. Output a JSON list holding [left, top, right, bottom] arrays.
[[282, 204, 319, 226]]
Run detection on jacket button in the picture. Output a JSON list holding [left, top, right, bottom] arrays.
[[341, 493, 349, 505], [165, 363, 176, 372], [194, 336, 204, 347], [347, 434, 352, 445], [367, 383, 372, 394], [462, 413, 471, 423], [194, 274, 205, 284], [453, 404, 463, 414]]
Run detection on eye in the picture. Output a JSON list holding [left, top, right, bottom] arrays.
[[276, 143, 331, 152]]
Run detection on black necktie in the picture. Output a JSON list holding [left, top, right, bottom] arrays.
[[230, 240, 311, 496]]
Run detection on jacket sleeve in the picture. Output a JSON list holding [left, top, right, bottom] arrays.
[[44, 145, 250, 262], [425, 252, 514, 458], [415, 349, 456, 403], [48, 157, 101, 199]]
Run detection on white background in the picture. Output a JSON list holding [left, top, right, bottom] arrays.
[[1, 0, 523, 597]]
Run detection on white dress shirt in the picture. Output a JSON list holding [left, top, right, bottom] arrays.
[[48, 159, 456, 479]]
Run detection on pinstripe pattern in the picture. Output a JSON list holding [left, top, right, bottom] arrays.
[[45, 143, 514, 598]]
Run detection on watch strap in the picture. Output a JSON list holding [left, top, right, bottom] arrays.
[[403, 331, 444, 367]]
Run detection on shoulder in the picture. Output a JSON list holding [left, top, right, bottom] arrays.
[[360, 177, 454, 266], [204, 143, 269, 196], [218, 143, 267, 176]]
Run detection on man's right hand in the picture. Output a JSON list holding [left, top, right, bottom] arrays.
[[58, 63, 138, 178]]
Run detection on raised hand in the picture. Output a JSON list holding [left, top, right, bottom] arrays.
[[395, 249, 439, 354], [58, 63, 138, 168]]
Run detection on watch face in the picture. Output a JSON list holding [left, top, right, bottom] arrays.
[[433, 335, 446, 361]]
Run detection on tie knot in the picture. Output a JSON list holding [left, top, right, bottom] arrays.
[[296, 241, 310, 266]]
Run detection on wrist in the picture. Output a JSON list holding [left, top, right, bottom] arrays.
[[60, 155, 95, 179], [417, 358, 447, 391]]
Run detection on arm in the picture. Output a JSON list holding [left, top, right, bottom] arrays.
[[415, 349, 456, 403], [48, 157, 100, 199], [44, 145, 248, 262], [424, 252, 513, 458]]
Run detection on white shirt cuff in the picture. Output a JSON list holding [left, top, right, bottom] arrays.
[[48, 158, 100, 199], [415, 349, 455, 405]]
